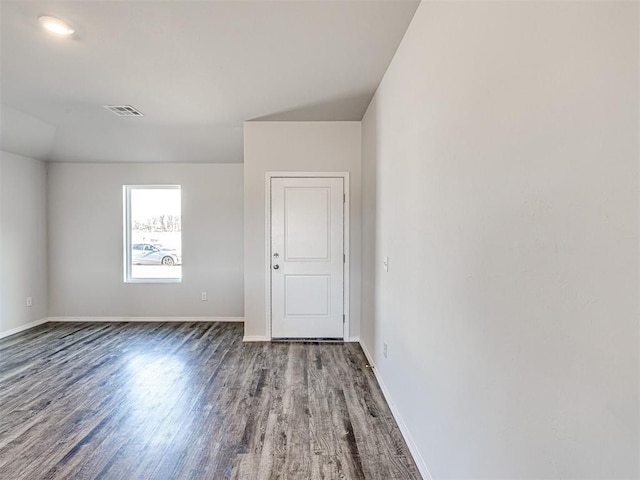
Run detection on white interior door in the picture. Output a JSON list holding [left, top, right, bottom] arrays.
[[271, 177, 344, 339]]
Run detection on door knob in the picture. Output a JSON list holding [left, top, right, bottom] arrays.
[[273, 264, 279, 270]]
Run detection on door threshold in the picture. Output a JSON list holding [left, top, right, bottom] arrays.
[[271, 338, 344, 344]]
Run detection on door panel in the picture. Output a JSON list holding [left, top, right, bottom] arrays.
[[285, 187, 330, 260], [285, 275, 330, 316], [271, 177, 344, 339]]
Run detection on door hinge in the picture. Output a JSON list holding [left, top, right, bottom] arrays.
[[343, 314, 345, 323], [343, 193, 346, 203], [343, 253, 346, 263]]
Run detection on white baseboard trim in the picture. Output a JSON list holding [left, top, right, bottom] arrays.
[[48, 316, 244, 323], [347, 336, 360, 342], [243, 335, 270, 342], [360, 341, 433, 480], [0, 317, 50, 339]]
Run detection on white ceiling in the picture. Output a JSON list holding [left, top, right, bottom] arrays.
[[0, 0, 419, 163]]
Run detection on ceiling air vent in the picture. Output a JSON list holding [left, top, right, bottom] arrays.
[[104, 105, 144, 117]]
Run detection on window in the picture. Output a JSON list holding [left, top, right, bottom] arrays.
[[124, 185, 182, 283]]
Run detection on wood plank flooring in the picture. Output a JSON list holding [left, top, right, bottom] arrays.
[[0, 322, 421, 479]]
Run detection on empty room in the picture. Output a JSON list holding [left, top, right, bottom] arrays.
[[0, 1, 638, 479]]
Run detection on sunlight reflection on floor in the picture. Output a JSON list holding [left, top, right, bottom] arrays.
[[126, 354, 191, 447]]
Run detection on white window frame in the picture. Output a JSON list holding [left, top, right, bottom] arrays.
[[123, 185, 182, 284]]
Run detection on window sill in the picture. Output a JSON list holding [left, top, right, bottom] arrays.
[[124, 278, 182, 284]]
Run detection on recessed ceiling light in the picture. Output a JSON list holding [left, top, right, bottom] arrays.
[[38, 15, 75, 37]]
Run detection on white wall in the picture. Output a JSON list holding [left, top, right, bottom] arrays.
[[0, 151, 48, 335], [361, 2, 639, 479], [0, 104, 56, 161], [48, 163, 244, 318], [244, 121, 361, 339]]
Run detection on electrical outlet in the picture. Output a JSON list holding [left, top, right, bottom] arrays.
[[383, 342, 388, 358], [201, 291, 208, 301], [26, 297, 33, 307], [383, 256, 389, 272]]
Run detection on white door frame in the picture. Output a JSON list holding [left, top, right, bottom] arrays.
[[265, 171, 350, 341]]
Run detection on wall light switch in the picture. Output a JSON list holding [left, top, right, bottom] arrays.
[[201, 292, 208, 301], [383, 256, 389, 272], [26, 297, 33, 307]]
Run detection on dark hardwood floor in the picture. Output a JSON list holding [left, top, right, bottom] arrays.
[[0, 322, 421, 479]]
